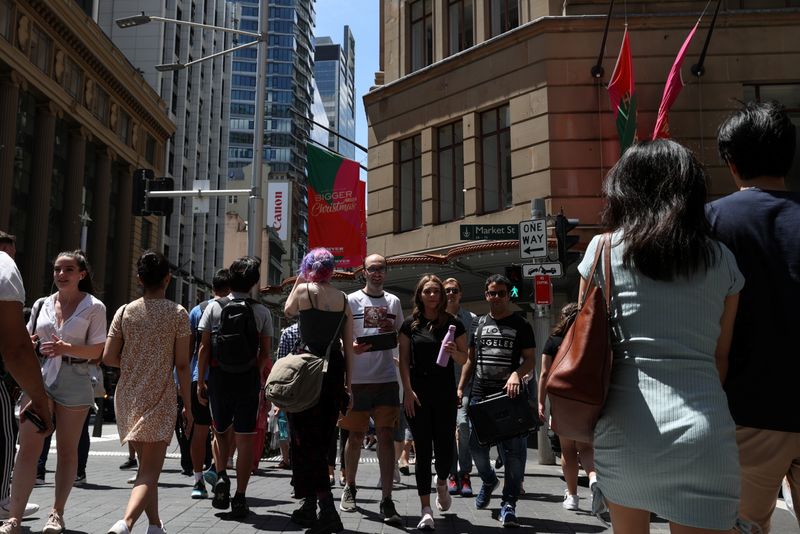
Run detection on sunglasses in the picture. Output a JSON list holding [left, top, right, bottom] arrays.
[[444, 288, 460, 295], [485, 290, 508, 298], [365, 266, 386, 274]]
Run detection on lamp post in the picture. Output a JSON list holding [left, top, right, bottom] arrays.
[[115, 6, 268, 262]]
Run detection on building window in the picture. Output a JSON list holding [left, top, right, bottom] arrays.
[[116, 109, 131, 145], [409, 0, 433, 73], [145, 134, 156, 165], [92, 86, 110, 125], [448, 0, 473, 55], [480, 105, 511, 213], [743, 84, 800, 192], [437, 122, 464, 223], [398, 135, 422, 232], [0, 0, 13, 42], [28, 24, 52, 74], [62, 54, 83, 100], [490, 0, 519, 37]]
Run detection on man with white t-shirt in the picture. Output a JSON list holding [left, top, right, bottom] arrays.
[[338, 254, 404, 525], [0, 231, 52, 525]]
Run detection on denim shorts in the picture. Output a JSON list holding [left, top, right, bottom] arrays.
[[45, 362, 94, 408]]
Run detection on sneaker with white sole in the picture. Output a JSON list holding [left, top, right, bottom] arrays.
[[0, 519, 20, 534], [145, 521, 166, 534], [435, 481, 452, 512], [499, 503, 520, 528], [416, 507, 434, 531], [340, 485, 357, 512], [0, 498, 39, 520], [562, 490, 579, 511], [107, 519, 130, 534], [41, 510, 65, 534]]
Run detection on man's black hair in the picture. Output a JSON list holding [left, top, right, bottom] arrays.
[[718, 100, 796, 181], [212, 268, 231, 292], [485, 273, 512, 292], [228, 256, 261, 293]]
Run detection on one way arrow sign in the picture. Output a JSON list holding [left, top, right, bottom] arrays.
[[518, 219, 547, 259]]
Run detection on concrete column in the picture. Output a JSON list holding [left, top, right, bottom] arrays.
[[61, 127, 89, 251], [21, 102, 58, 296], [475, 0, 489, 43], [0, 72, 22, 230], [112, 163, 134, 309], [434, 0, 447, 62], [89, 147, 113, 297]]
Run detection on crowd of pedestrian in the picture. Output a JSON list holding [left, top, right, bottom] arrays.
[[0, 100, 797, 534]]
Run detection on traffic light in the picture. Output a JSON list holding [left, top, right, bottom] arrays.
[[132, 169, 174, 216], [555, 213, 580, 270], [504, 265, 526, 302]]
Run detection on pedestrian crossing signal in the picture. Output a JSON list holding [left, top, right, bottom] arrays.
[[504, 265, 528, 303]]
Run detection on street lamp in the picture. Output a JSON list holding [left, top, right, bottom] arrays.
[[115, 8, 269, 262]]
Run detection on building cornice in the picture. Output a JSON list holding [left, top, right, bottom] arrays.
[[30, 1, 174, 140], [364, 9, 800, 106]]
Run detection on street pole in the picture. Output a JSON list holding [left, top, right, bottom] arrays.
[[531, 198, 555, 465], [248, 1, 268, 262]]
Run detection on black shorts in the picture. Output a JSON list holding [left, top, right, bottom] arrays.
[[207, 367, 260, 434], [190, 381, 212, 426]]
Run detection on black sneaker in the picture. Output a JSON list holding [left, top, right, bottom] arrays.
[[119, 458, 137, 470], [380, 496, 402, 525], [291, 498, 318, 527], [306, 507, 344, 534], [212, 476, 230, 510], [229, 493, 249, 519]]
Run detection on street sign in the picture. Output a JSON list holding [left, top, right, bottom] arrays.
[[534, 275, 552, 305], [522, 262, 563, 278], [518, 219, 547, 258], [460, 224, 518, 241]]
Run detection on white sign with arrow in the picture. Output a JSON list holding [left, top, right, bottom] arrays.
[[518, 219, 547, 259], [523, 262, 563, 278]]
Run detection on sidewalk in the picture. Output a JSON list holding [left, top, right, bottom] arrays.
[[21, 423, 796, 533]]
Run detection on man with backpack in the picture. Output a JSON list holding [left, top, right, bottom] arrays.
[[187, 269, 230, 499], [196, 257, 273, 519]]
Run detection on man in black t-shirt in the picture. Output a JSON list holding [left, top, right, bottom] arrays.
[[459, 274, 536, 528], [707, 101, 800, 532]]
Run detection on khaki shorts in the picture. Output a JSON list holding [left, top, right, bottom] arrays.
[[338, 382, 400, 433]]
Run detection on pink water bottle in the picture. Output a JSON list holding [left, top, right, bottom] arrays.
[[436, 325, 457, 367]]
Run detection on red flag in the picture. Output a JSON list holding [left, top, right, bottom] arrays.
[[607, 28, 637, 153], [306, 144, 366, 269], [652, 21, 700, 139]]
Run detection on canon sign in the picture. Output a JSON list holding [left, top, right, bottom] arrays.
[[267, 181, 289, 241]]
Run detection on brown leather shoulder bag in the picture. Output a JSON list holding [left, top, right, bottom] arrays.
[[545, 233, 613, 444]]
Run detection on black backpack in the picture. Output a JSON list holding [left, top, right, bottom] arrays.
[[212, 297, 260, 373]]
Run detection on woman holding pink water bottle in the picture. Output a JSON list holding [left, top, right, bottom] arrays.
[[398, 274, 469, 530]]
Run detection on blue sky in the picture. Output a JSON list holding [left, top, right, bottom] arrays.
[[313, 0, 380, 172]]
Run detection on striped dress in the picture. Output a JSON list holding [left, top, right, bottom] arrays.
[[580, 232, 744, 530]]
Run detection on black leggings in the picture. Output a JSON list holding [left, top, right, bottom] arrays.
[[406, 378, 457, 496]]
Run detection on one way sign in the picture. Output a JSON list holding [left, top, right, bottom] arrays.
[[518, 219, 547, 259]]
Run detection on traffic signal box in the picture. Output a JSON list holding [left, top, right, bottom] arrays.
[[555, 214, 580, 271], [504, 265, 529, 303], [132, 168, 174, 216]]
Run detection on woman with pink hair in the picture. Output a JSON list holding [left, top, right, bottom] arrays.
[[283, 248, 354, 534]]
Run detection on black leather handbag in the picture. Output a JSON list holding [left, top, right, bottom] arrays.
[[469, 389, 539, 447]]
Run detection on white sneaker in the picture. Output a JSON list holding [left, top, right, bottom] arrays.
[[563, 490, 579, 510], [416, 507, 434, 531], [145, 521, 166, 534], [0, 498, 39, 519], [435, 482, 452, 512], [107, 520, 130, 534]]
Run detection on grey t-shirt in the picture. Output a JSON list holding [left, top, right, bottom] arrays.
[[197, 291, 273, 337]]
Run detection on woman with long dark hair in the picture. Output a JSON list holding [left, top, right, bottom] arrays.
[[537, 303, 596, 511], [284, 247, 354, 534], [398, 274, 468, 530], [104, 251, 193, 534], [585, 139, 745, 533], [1, 251, 106, 534]]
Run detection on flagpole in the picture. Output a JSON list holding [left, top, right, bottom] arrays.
[[591, 0, 616, 79], [691, 0, 722, 77]]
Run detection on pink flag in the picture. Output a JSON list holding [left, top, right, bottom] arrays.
[[652, 21, 700, 139]]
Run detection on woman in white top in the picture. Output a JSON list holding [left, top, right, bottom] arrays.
[[2, 250, 106, 534]]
